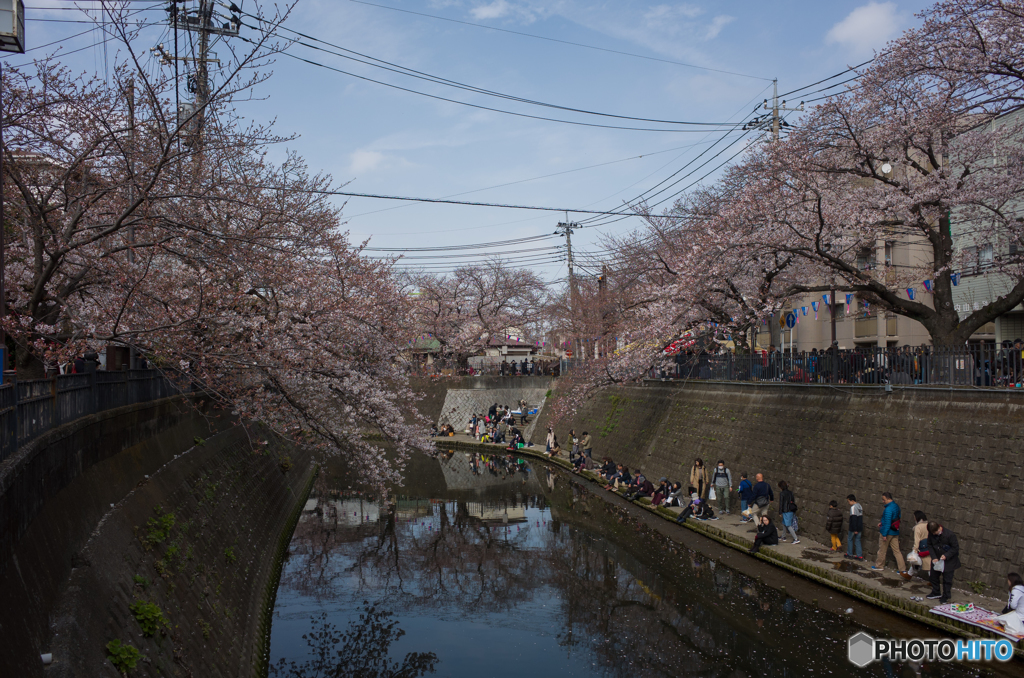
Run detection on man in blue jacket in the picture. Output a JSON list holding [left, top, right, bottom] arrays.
[[872, 492, 911, 580]]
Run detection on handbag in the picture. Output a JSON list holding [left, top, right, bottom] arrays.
[[708, 487, 717, 500], [755, 495, 769, 508]]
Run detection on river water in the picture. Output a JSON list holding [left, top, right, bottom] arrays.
[[267, 451, 1004, 678]]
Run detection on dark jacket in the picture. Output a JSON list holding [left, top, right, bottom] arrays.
[[848, 502, 864, 533], [755, 521, 779, 545], [738, 479, 753, 501], [930, 528, 961, 571], [779, 489, 796, 514], [635, 479, 655, 496], [826, 507, 844, 535], [752, 481, 774, 504]]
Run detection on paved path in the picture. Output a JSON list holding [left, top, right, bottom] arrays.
[[434, 433, 1015, 645]]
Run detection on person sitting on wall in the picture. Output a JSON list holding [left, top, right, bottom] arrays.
[[610, 466, 632, 491], [749, 515, 779, 554], [597, 458, 617, 482], [665, 482, 686, 507], [675, 488, 701, 522], [693, 498, 717, 521], [429, 424, 439, 437], [651, 478, 671, 506], [627, 474, 655, 501]]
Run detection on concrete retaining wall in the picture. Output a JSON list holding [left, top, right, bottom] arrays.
[[531, 381, 1024, 589], [0, 397, 313, 677]]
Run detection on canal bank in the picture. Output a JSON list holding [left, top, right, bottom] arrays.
[[436, 435, 1024, 657]]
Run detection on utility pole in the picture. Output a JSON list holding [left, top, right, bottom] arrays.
[[830, 285, 838, 384], [745, 79, 804, 142], [159, 0, 238, 145], [597, 266, 607, 359], [556, 220, 578, 359]]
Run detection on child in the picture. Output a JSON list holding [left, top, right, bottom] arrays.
[[826, 500, 844, 551]]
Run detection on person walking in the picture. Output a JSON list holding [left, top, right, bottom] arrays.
[[750, 473, 773, 524], [777, 480, 800, 544], [738, 473, 753, 522], [997, 573, 1024, 636], [826, 500, 844, 551], [749, 515, 779, 554], [711, 460, 733, 515], [926, 522, 960, 603], [845, 494, 864, 560], [911, 510, 931, 578], [689, 458, 709, 500], [545, 427, 555, 453], [872, 492, 911, 580]]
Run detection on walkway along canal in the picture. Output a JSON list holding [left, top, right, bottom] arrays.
[[266, 449, 1020, 677]]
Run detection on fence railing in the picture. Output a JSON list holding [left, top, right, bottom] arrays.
[[0, 369, 182, 464], [640, 345, 1024, 388], [558, 345, 1024, 389]]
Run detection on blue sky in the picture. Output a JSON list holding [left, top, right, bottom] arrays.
[[22, 0, 935, 281]]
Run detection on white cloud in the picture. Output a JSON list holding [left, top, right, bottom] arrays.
[[705, 15, 734, 40], [826, 2, 905, 57], [643, 4, 703, 22], [469, 0, 537, 23], [348, 150, 387, 175]]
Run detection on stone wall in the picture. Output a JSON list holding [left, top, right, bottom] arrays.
[[532, 381, 1024, 589], [0, 397, 313, 677], [47, 424, 313, 678]]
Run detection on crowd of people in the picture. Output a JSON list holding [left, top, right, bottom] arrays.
[[433, 401, 536, 451], [541, 443, 1024, 624]]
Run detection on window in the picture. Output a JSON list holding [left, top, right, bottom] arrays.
[[980, 243, 994, 268], [964, 246, 978, 274], [1010, 239, 1019, 257], [884, 241, 893, 266]]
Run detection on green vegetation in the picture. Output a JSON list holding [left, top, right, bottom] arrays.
[[194, 436, 206, 446], [106, 639, 141, 673], [198, 619, 213, 640], [143, 507, 176, 549], [132, 575, 149, 589], [545, 389, 552, 399], [224, 546, 237, 564], [279, 455, 293, 473], [968, 581, 988, 594], [130, 600, 168, 637]]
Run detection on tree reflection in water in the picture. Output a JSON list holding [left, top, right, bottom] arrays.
[[272, 456, 974, 678], [270, 603, 437, 678]]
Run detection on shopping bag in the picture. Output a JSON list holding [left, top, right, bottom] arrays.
[[708, 487, 717, 501]]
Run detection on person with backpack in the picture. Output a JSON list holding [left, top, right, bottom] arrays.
[[872, 492, 912, 580], [909, 510, 931, 577], [711, 460, 733, 515], [826, 500, 844, 551], [777, 480, 800, 544]]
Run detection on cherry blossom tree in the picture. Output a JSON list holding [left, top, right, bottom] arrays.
[[0, 5, 430, 485], [401, 261, 548, 370]]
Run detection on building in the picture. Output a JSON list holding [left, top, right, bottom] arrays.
[[951, 108, 1024, 345]]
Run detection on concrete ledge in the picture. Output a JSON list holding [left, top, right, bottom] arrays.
[[436, 437, 1023, 655]]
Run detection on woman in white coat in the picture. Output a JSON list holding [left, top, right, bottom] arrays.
[[998, 572, 1024, 636]]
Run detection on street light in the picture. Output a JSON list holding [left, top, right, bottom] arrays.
[[0, 0, 24, 383]]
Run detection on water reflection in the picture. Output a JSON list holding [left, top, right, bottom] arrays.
[[269, 453, 989, 678]]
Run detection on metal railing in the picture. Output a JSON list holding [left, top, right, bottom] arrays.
[[0, 369, 181, 464], [641, 345, 1024, 388]]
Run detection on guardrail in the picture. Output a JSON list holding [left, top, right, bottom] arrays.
[[0, 369, 181, 464], [561, 345, 1024, 389]]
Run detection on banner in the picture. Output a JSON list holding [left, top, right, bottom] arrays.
[[812, 301, 819, 320]]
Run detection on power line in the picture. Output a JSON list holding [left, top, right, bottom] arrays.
[[344, 0, 772, 81], [234, 35, 743, 133], [367, 245, 561, 260], [236, 10, 744, 128], [361, 234, 555, 252]]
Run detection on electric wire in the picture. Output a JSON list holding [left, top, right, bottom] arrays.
[[233, 9, 743, 128], [344, 0, 771, 81]]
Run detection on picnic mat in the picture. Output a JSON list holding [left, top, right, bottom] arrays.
[[929, 603, 1024, 642]]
